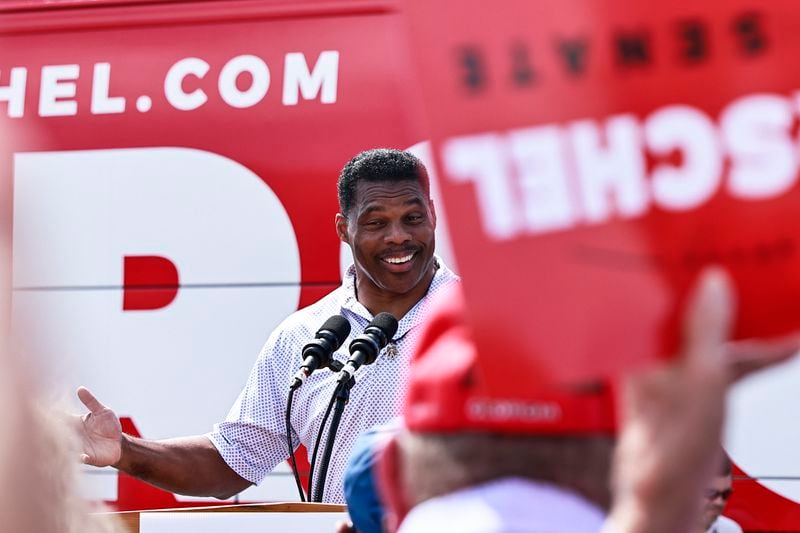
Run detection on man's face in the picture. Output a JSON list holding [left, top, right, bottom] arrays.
[[701, 474, 733, 530], [336, 179, 436, 299]]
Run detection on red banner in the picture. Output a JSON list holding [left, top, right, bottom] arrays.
[[404, 0, 800, 392]]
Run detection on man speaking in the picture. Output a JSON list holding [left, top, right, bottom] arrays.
[[74, 148, 459, 503]]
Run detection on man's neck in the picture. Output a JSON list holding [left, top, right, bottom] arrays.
[[355, 265, 438, 320]]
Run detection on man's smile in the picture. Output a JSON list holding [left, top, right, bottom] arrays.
[[383, 252, 416, 264], [380, 249, 419, 270]]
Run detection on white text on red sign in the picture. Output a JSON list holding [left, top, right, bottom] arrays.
[[0, 51, 339, 118], [443, 93, 799, 240]]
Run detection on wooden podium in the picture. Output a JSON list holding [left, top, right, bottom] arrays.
[[104, 502, 348, 533]]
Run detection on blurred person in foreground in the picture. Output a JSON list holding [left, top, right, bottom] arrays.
[[700, 456, 742, 533], [366, 269, 798, 533], [0, 330, 121, 531]]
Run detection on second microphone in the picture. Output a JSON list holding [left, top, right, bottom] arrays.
[[337, 312, 398, 383]]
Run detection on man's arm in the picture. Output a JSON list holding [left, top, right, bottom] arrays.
[[115, 434, 252, 499], [75, 386, 251, 499]]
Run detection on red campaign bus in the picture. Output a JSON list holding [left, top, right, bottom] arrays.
[[0, 1, 797, 531]]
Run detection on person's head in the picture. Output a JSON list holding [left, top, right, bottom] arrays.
[[397, 431, 614, 510], [700, 454, 734, 530], [335, 149, 437, 305]]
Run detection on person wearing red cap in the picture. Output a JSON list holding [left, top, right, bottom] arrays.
[[376, 270, 798, 532]]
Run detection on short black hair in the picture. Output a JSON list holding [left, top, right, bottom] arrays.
[[337, 148, 429, 215]]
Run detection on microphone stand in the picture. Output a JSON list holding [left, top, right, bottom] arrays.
[[311, 375, 355, 502]]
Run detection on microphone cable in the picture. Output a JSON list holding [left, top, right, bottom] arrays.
[[285, 387, 306, 502], [306, 379, 342, 502], [312, 375, 354, 502]]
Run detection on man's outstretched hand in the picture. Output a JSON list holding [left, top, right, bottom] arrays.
[[74, 386, 122, 467]]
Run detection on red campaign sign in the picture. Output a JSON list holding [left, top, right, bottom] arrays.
[[403, 0, 800, 391]]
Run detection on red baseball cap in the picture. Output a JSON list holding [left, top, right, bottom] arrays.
[[404, 284, 617, 434]]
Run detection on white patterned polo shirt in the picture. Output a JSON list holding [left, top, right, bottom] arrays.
[[207, 258, 459, 503]]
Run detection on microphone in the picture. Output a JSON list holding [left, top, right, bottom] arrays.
[[336, 312, 398, 383], [290, 315, 351, 390]]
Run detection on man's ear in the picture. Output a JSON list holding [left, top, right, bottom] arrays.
[[429, 199, 437, 229], [335, 213, 350, 244]]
